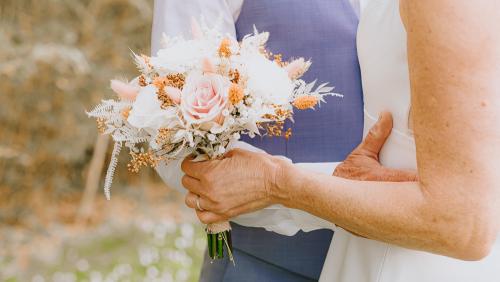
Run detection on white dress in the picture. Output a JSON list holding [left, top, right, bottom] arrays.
[[319, 0, 500, 281]]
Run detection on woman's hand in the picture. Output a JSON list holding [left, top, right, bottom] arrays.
[[334, 112, 418, 182], [180, 149, 286, 224]]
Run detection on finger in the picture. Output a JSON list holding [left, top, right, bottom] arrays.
[[181, 175, 205, 195], [185, 192, 198, 209], [195, 200, 266, 224], [185, 192, 217, 211], [357, 111, 393, 158], [181, 157, 217, 179], [196, 210, 227, 224]]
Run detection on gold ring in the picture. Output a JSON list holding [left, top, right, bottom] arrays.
[[196, 195, 204, 211]]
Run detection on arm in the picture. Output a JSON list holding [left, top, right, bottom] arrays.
[[181, 0, 500, 260], [279, 0, 500, 260]]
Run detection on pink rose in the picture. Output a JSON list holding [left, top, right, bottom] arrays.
[[181, 73, 230, 126]]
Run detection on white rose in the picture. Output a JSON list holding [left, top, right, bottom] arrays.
[[127, 85, 174, 130]]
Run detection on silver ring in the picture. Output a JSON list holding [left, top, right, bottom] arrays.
[[196, 195, 204, 211]]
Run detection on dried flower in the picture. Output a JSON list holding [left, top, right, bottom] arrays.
[[110, 80, 140, 101], [285, 128, 292, 140], [127, 150, 159, 173], [218, 38, 232, 58], [202, 57, 216, 73], [285, 58, 311, 80], [293, 95, 318, 110], [156, 128, 173, 145], [96, 118, 107, 133], [141, 54, 153, 70], [157, 89, 175, 108], [165, 73, 185, 89], [153, 76, 183, 107], [138, 75, 147, 87], [228, 69, 240, 84], [228, 83, 244, 105], [274, 54, 285, 67], [121, 107, 131, 119]]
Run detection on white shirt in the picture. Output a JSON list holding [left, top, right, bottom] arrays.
[[152, 0, 360, 55]]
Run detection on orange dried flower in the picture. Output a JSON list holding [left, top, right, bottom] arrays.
[[96, 118, 107, 133], [218, 38, 232, 58], [153, 76, 167, 89], [127, 150, 159, 173], [293, 96, 318, 110], [228, 69, 240, 84], [121, 107, 131, 119], [228, 83, 244, 105], [138, 75, 147, 87]]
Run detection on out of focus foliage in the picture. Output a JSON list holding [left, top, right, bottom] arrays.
[[0, 0, 156, 223], [0, 1, 206, 281]]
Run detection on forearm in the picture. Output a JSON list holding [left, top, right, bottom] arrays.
[[273, 161, 491, 260]]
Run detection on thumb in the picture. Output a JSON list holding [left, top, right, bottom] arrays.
[[356, 111, 393, 158]]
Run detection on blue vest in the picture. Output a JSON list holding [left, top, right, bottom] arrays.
[[230, 0, 364, 280]]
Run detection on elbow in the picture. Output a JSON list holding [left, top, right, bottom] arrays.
[[454, 234, 496, 261], [446, 215, 498, 261], [421, 182, 499, 261]]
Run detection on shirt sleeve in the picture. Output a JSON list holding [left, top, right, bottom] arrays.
[[151, 0, 237, 56]]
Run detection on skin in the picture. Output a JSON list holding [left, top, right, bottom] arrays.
[[181, 0, 500, 260]]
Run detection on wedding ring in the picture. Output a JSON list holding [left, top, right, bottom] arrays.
[[196, 195, 204, 211]]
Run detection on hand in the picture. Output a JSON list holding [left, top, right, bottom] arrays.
[[334, 111, 418, 182], [181, 149, 284, 224]]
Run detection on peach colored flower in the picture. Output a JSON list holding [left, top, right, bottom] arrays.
[[110, 80, 139, 101], [293, 95, 318, 110], [180, 73, 230, 126], [201, 57, 216, 74], [165, 86, 181, 104], [285, 58, 311, 80], [218, 38, 232, 58], [228, 83, 244, 105]]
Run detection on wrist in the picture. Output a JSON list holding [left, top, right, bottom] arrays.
[[268, 156, 300, 207]]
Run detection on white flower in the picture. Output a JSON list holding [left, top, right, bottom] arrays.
[[127, 85, 174, 130], [207, 134, 216, 141], [240, 53, 293, 105], [151, 39, 214, 73]]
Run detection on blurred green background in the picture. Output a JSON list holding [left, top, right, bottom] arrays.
[[0, 0, 205, 281]]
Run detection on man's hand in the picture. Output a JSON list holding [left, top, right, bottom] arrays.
[[334, 111, 418, 182]]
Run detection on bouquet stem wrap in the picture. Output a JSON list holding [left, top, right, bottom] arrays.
[[206, 221, 234, 262]]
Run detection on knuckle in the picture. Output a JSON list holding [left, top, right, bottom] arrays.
[[213, 203, 225, 214], [200, 171, 213, 183], [181, 176, 189, 187], [180, 159, 189, 173], [206, 192, 218, 203], [225, 209, 237, 218], [184, 195, 192, 207]]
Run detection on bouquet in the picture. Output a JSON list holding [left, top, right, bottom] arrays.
[[88, 19, 339, 262]]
